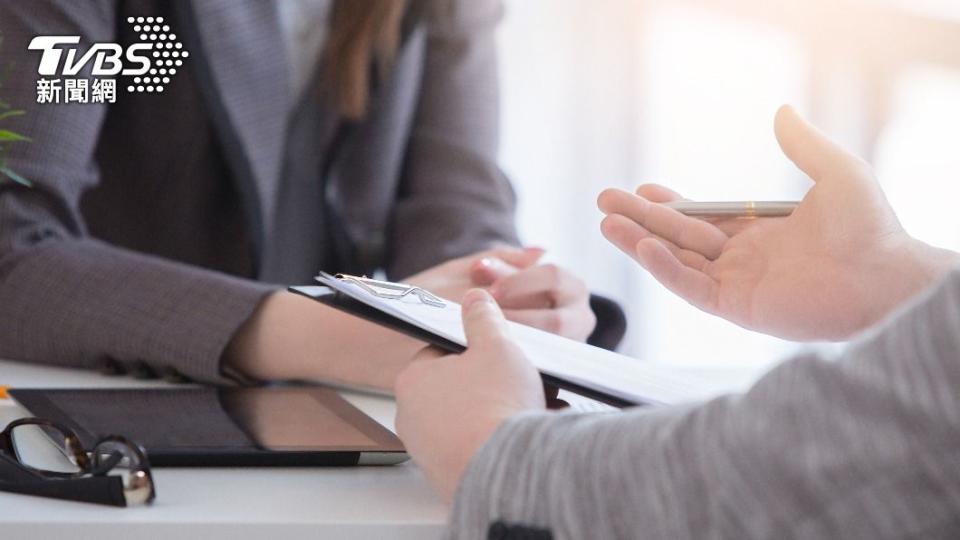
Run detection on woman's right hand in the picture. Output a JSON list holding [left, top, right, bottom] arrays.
[[405, 247, 596, 342], [598, 105, 960, 342]]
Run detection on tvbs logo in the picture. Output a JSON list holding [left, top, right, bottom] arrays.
[[30, 36, 153, 77], [28, 16, 189, 104]]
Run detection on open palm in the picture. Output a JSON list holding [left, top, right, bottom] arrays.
[[598, 106, 955, 341]]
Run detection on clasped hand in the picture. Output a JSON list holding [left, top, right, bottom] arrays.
[[405, 246, 596, 341]]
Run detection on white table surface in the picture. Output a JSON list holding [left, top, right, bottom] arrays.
[[0, 359, 448, 540]]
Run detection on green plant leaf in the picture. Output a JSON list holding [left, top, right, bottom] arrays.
[[0, 129, 30, 142], [0, 163, 32, 187], [0, 109, 24, 121], [0, 32, 31, 189]]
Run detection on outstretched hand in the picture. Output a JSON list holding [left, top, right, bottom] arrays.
[[598, 106, 959, 341]]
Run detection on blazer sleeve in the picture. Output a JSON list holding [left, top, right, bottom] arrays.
[[448, 267, 960, 539], [386, 0, 520, 280], [0, 2, 275, 383]]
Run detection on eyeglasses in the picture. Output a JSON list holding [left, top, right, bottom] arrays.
[[0, 417, 155, 507]]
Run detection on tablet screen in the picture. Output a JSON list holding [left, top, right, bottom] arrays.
[[10, 387, 406, 466]]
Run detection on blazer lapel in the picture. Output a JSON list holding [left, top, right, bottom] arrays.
[[172, 0, 291, 272]]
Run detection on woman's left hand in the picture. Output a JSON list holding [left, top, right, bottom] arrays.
[[405, 247, 596, 341]]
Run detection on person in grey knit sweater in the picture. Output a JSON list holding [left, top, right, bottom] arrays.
[[394, 105, 960, 539]]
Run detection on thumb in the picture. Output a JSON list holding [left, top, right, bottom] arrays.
[[470, 256, 519, 286], [461, 289, 508, 347], [774, 105, 868, 182], [471, 247, 545, 285], [494, 246, 546, 269]]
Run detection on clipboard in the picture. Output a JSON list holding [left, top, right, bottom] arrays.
[[290, 283, 468, 357], [290, 273, 739, 408]]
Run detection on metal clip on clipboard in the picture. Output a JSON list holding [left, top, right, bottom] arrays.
[[335, 274, 446, 308]]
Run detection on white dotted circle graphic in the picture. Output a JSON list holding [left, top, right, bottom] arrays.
[[124, 14, 190, 94]]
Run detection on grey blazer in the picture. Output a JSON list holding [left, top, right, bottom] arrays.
[[0, 0, 518, 382]]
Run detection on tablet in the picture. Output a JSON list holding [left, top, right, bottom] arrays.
[[9, 387, 408, 467]]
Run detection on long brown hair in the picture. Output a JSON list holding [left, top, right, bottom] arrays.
[[324, 0, 409, 120]]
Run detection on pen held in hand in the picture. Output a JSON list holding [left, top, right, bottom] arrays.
[[663, 201, 799, 219]]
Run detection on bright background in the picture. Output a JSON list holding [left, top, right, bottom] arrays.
[[496, 0, 960, 371]]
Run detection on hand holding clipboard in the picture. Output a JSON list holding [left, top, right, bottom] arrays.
[[291, 273, 748, 407]]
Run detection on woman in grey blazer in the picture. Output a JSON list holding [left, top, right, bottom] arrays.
[[396, 107, 960, 538], [0, 1, 595, 387]]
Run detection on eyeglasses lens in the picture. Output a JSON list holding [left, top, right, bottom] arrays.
[[9, 423, 83, 475]]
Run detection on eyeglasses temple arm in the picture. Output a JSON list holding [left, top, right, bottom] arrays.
[[0, 475, 127, 507]]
